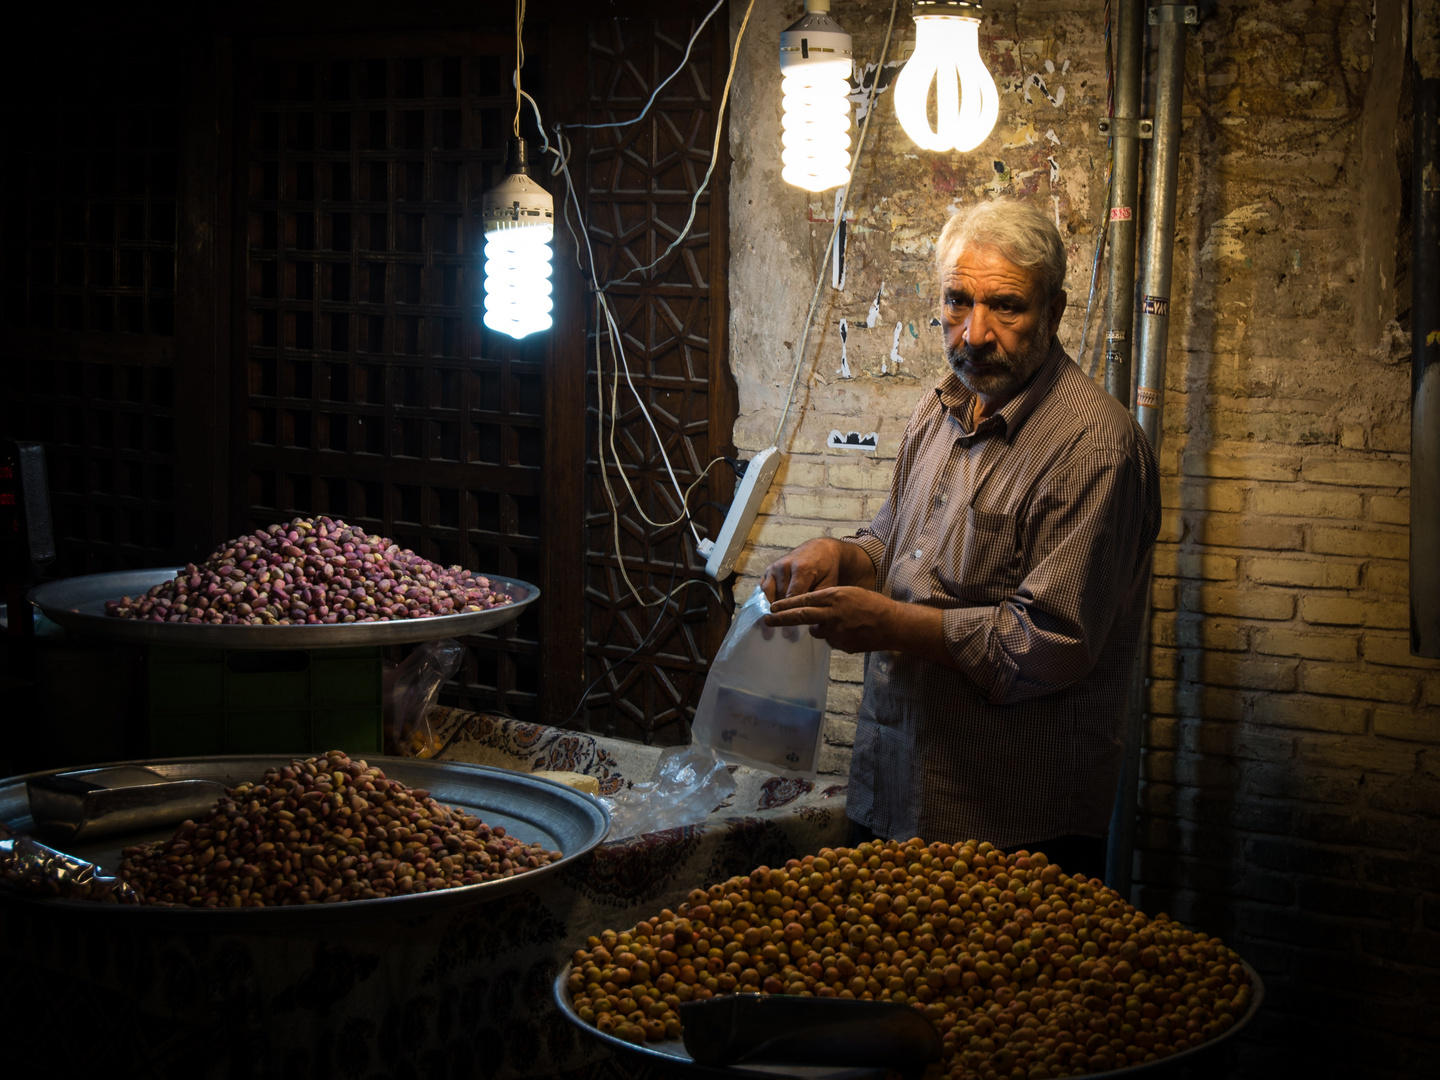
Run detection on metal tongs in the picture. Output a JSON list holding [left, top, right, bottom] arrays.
[[26, 766, 226, 843]]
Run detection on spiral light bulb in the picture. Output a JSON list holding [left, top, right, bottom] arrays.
[[893, 0, 1000, 153], [481, 139, 555, 340], [779, 0, 854, 192]]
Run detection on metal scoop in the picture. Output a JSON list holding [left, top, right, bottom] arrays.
[[26, 766, 226, 843]]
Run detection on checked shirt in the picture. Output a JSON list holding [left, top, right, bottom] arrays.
[[840, 340, 1161, 850]]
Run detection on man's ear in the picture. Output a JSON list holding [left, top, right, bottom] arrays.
[[1048, 288, 1068, 331]]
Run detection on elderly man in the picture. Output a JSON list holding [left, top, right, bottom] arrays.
[[762, 199, 1160, 881]]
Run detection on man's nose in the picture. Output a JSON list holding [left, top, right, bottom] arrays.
[[965, 305, 994, 348]]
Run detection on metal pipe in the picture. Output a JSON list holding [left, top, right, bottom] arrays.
[[1105, 0, 1192, 898], [1102, 0, 1145, 406], [1133, 2, 1189, 444], [1413, 2, 1440, 659]]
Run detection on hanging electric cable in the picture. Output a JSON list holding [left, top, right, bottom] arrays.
[[773, 0, 901, 449]]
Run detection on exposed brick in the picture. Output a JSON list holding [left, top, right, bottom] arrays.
[[1300, 595, 1408, 629], [1136, 780, 1177, 815], [826, 460, 894, 490], [1214, 410, 1339, 446], [1230, 870, 1297, 906], [1173, 683, 1248, 721], [1151, 578, 1177, 611], [753, 521, 826, 549], [1233, 723, 1298, 762], [1151, 613, 1249, 651], [1295, 810, 1414, 851], [1373, 708, 1440, 743], [1146, 678, 1179, 716], [1369, 495, 1410, 525], [1144, 715, 1179, 749], [1152, 546, 1240, 580], [1360, 929, 1440, 968], [1296, 879, 1415, 922], [1367, 778, 1440, 819], [1296, 733, 1418, 773], [1298, 664, 1418, 704], [1291, 951, 1411, 998], [1370, 422, 1411, 453], [1363, 634, 1440, 670], [1182, 652, 1297, 691], [1181, 583, 1294, 620], [1251, 694, 1367, 734], [1247, 556, 1360, 589], [1364, 559, 1409, 594], [1312, 526, 1409, 559], [828, 651, 865, 682], [825, 681, 864, 715], [1253, 486, 1363, 519], [783, 492, 866, 521], [1244, 764, 1363, 805], [1340, 424, 1366, 450], [1244, 838, 1357, 880], [1254, 626, 1359, 662], [1364, 853, 1440, 892], [1302, 458, 1410, 488], [1182, 448, 1301, 481], [774, 456, 829, 488], [817, 743, 853, 775], [1160, 476, 1248, 513], [1193, 512, 1305, 551], [1170, 752, 1241, 789], [823, 715, 856, 746]]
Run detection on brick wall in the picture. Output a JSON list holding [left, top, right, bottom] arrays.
[[727, 0, 1438, 1075]]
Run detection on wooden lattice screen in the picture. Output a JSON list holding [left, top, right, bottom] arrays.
[[234, 36, 570, 721], [578, 13, 736, 743], [0, 52, 183, 576]]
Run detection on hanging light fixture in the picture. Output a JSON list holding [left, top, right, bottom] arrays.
[[779, 0, 854, 192], [481, 0, 554, 340], [481, 139, 555, 340], [893, 0, 999, 153]]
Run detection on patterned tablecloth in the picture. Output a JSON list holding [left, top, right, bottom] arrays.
[[0, 709, 850, 1080]]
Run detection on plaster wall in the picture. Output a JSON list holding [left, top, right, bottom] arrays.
[[725, 0, 1440, 1073]]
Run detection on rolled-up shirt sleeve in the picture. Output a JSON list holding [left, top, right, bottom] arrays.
[[941, 447, 1153, 704]]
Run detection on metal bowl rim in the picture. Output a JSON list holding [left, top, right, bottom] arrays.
[[1, 754, 608, 919]]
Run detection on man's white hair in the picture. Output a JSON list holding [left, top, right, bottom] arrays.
[[935, 199, 1067, 301]]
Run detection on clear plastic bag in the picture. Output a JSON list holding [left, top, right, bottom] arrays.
[[383, 639, 465, 757], [602, 745, 737, 842], [691, 586, 831, 776]]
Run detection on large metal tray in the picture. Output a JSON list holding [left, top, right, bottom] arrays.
[[552, 959, 1264, 1079], [27, 568, 538, 648], [1, 755, 608, 921]]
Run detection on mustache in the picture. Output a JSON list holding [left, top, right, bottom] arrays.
[[947, 341, 1016, 371]]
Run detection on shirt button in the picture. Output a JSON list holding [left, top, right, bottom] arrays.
[[913, 548, 923, 559], [935, 493, 948, 507]]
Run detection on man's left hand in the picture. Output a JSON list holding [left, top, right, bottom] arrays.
[[764, 586, 897, 654]]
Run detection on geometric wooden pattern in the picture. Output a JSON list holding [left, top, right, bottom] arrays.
[[579, 15, 735, 743], [238, 44, 551, 720], [0, 55, 181, 576]]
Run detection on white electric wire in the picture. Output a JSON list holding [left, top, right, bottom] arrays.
[[772, 0, 901, 449], [516, 1, 755, 607], [568, 0, 728, 133]]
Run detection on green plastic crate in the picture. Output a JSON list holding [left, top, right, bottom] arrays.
[[146, 645, 383, 757]]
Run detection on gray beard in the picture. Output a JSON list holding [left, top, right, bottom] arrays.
[[946, 322, 1053, 401]]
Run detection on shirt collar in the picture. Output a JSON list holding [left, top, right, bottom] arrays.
[[935, 338, 1070, 442]]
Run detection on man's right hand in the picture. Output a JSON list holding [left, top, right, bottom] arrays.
[[760, 538, 872, 601]]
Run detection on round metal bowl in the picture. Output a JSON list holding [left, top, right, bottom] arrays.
[[1, 754, 608, 924], [27, 568, 538, 648], [552, 959, 1264, 1079]]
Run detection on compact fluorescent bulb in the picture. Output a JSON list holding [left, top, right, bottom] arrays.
[[481, 139, 555, 340], [893, 0, 1000, 153], [779, 0, 854, 192]]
